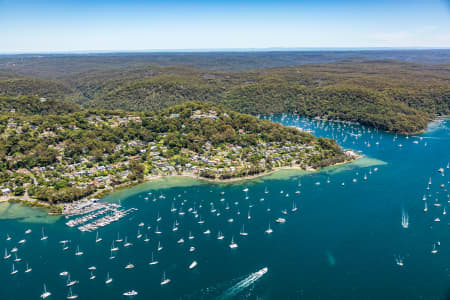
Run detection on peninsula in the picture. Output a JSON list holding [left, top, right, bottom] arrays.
[[0, 102, 356, 210]]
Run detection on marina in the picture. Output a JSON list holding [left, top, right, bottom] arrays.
[[65, 201, 137, 232]]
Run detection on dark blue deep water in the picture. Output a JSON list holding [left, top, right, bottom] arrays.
[[0, 116, 449, 300]]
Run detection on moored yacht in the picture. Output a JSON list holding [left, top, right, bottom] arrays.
[[40, 227, 48, 241], [229, 236, 238, 249], [160, 272, 171, 285], [25, 262, 32, 273], [11, 263, 18, 275], [111, 241, 119, 252], [74, 245, 83, 256], [123, 290, 138, 296], [66, 274, 79, 287], [239, 225, 248, 236], [123, 236, 132, 247], [66, 287, 78, 299], [105, 272, 113, 284], [116, 233, 123, 243], [40, 284, 51, 299], [95, 231, 102, 243], [189, 261, 198, 269], [149, 252, 159, 265], [4, 248, 11, 259]]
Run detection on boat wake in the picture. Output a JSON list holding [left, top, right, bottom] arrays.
[[181, 267, 269, 300], [216, 267, 268, 300]]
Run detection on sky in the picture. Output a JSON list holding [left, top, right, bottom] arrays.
[[0, 0, 449, 53]]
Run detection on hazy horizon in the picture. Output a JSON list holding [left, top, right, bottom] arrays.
[[1, 0, 450, 53], [1, 47, 450, 56]]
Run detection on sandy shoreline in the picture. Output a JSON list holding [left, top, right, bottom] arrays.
[[4, 155, 362, 214]]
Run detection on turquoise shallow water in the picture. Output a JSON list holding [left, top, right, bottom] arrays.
[[0, 116, 449, 300]]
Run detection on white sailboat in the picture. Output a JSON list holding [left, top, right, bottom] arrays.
[[424, 202, 428, 212], [157, 241, 163, 251], [40, 227, 48, 241], [40, 284, 51, 299], [61, 240, 69, 251], [125, 263, 135, 269], [160, 271, 171, 285], [395, 255, 404, 267], [11, 263, 18, 275], [109, 248, 116, 260], [66, 287, 78, 299], [239, 224, 248, 236], [90, 271, 96, 280], [95, 231, 102, 243], [4, 248, 11, 259], [25, 262, 32, 273], [6, 233, 11, 241], [116, 232, 123, 243], [431, 244, 438, 254], [123, 290, 138, 296], [291, 202, 298, 212], [74, 245, 83, 256], [401, 211, 409, 229], [265, 223, 273, 234], [189, 261, 198, 270], [66, 273, 78, 287], [111, 240, 119, 252], [229, 236, 238, 249], [13, 253, 21, 262], [105, 272, 113, 284], [123, 236, 132, 247], [154, 225, 162, 235], [149, 252, 159, 265], [217, 231, 224, 240]]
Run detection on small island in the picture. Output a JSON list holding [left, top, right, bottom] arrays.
[[0, 102, 357, 212]]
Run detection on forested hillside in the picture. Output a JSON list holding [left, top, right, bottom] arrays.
[[0, 95, 79, 115], [0, 53, 448, 134], [75, 61, 448, 133]]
